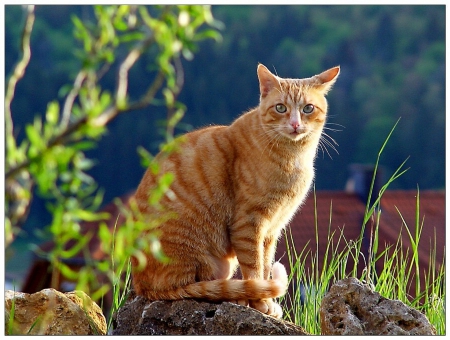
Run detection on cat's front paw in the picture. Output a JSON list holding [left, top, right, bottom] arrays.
[[230, 299, 249, 307], [250, 298, 283, 318]]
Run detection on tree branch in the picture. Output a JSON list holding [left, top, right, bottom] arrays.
[[116, 34, 156, 107], [5, 5, 35, 156], [6, 67, 166, 180], [61, 71, 87, 130]]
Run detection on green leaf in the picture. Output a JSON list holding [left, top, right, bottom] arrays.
[[73, 209, 109, 222], [114, 229, 125, 259], [137, 146, 154, 168], [60, 233, 92, 259], [118, 31, 145, 43], [163, 88, 175, 107], [98, 222, 112, 250], [71, 15, 92, 52], [59, 262, 79, 280], [72, 141, 96, 151], [58, 84, 73, 98], [90, 284, 111, 302], [100, 91, 112, 108], [194, 28, 222, 42], [167, 108, 185, 130], [113, 20, 128, 31], [46, 101, 60, 125], [25, 125, 44, 149], [96, 260, 110, 272]]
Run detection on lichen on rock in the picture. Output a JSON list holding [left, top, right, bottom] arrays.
[[5, 288, 106, 335]]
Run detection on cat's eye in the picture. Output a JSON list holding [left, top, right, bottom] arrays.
[[303, 104, 315, 114], [275, 104, 287, 113]]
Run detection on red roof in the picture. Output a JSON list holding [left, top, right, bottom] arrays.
[[276, 190, 445, 295], [276, 191, 366, 273], [376, 190, 445, 282]]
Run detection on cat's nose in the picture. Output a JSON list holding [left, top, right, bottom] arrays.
[[291, 122, 300, 130]]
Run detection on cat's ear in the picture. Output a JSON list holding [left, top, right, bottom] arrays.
[[257, 64, 281, 98], [312, 66, 340, 95]]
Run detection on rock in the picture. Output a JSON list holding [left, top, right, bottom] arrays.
[[5, 288, 107, 335], [320, 277, 436, 335], [113, 291, 308, 335]]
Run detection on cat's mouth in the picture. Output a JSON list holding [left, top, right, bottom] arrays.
[[286, 130, 307, 141], [275, 126, 308, 141], [289, 128, 308, 139]]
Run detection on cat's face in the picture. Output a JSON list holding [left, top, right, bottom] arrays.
[[257, 65, 340, 142]]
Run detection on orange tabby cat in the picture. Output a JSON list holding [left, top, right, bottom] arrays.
[[132, 63, 340, 318]]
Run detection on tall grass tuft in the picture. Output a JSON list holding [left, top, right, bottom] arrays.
[[280, 120, 445, 334]]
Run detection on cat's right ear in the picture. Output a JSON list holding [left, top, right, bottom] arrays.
[[257, 64, 281, 98]]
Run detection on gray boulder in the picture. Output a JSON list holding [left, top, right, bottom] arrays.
[[113, 291, 308, 335], [320, 277, 436, 335]]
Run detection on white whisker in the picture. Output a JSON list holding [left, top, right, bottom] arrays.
[[326, 122, 345, 128], [321, 131, 339, 146], [319, 140, 333, 159], [307, 128, 340, 159], [323, 127, 342, 132], [256, 126, 281, 157], [320, 135, 339, 156]]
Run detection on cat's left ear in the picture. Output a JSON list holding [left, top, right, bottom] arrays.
[[312, 66, 340, 95], [257, 64, 281, 98]]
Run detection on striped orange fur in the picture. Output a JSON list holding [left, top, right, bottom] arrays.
[[132, 63, 340, 318]]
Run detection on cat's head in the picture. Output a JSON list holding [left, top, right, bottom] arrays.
[[257, 64, 339, 142]]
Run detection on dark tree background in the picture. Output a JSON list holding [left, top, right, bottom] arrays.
[[5, 5, 445, 244]]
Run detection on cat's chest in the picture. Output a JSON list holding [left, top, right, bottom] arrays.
[[274, 154, 312, 182], [260, 156, 313, 220], [257, 154, 314, 202], [291, 157, 306, 175], [232, 141, 315, 198]]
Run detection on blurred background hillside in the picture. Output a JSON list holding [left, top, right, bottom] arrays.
[[5, 5, 445, 282]]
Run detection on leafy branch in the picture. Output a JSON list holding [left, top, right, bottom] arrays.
[[6, 4, 221, 236], [5, 4, 222, 305]]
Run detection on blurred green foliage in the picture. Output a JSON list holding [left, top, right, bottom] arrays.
[[5, 4, 221, 303]]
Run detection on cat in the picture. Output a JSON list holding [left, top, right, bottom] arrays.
[[132, 63, 340, 318]]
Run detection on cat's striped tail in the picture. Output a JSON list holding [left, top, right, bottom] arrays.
[[140, 262, 288, 302]]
